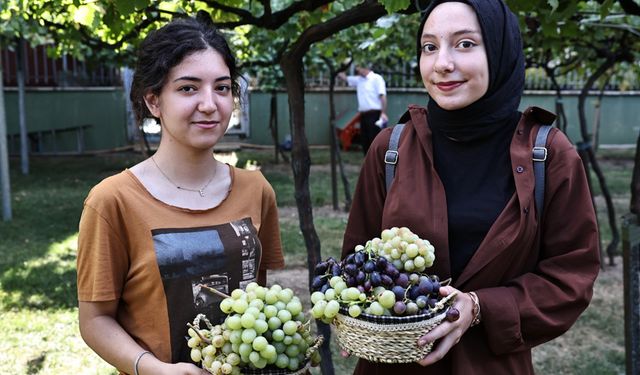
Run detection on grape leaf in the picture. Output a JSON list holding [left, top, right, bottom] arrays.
[[380, 0, 410, 14]]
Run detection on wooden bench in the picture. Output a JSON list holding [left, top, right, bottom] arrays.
[[7, 124, 92, 155]]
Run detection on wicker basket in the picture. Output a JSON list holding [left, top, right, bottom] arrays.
[[333, 292, 456, 363]]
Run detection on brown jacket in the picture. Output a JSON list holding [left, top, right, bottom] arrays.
[[342, 105, 600, 374]]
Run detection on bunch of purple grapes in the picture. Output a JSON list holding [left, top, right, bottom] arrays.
[[310, 249, 444, 318]]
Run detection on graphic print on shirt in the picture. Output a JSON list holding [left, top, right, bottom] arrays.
[[152, 217, 261, 363]]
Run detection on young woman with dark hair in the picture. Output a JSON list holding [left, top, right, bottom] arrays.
[[77, 17, 284, 375], [341, 1, 600, 374]]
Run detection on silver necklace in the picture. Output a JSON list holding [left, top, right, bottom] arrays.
[[151, 156, 215, 197]]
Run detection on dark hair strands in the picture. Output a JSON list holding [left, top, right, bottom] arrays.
[[130, 17, 241, 124]]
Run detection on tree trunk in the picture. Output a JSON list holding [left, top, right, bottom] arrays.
[[0, 51, 13, 221], [329, 78, 339, 211], [276, 4, 390, 372], [139, 123, 151, 157], [121, 67, 138, 144], [270, 91, 280, 164], [324, 59, 339, 210], [577, 55, 619, 267], [544, 66, 568, 134], [280, 54, 334, 375], [269, 90, 289, 164], [121, 69, 150, 157], [323, 59, 352, 212], [631, 131, 640, 218], [591, 77, 610, 153], [16, 37, 28, 175]]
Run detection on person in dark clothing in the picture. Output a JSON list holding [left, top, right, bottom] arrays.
[[341, 1, 600, 374]]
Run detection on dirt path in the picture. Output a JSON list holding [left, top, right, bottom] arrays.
[[267, 267, 311, 305]]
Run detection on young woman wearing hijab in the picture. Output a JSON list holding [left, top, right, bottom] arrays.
[[76, 18, 284, 375], [341, 0, 600, 374]]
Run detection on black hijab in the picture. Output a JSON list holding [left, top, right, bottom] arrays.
[[417, 0, 525, 141], [416, 0, 526, 280]]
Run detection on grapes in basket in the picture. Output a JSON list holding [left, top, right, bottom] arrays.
[[310, 226, 455, 322], [187, 282, 322, 375], [310, 227, 457, 363]]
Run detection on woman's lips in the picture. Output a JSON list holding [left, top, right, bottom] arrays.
[[193, 121, 218, 129], [435, 81, 463, 91]]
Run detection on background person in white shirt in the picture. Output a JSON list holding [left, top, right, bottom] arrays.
[[339, 64, 388, 154]]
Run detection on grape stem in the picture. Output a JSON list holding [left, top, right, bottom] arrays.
[[186, 318, 213, 344], [197, 283, 231, 299], [307, 335, 325, 357], [431, 290, 458, 312]]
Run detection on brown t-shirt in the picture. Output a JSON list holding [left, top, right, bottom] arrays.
[[77, 166, 284, 367]]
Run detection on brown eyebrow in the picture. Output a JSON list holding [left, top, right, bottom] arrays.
[[421, 29, 481, 40], [172, 76, 232, 83]]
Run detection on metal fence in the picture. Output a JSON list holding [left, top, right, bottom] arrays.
[[1, 45, 121, 87], [2, 45, 638, 92], [303, 64, 640, 92]]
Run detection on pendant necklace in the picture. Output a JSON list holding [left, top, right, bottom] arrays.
[[151, 156, 216, 197]]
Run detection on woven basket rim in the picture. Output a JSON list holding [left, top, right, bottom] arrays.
[[336, 290, 458, 324], [336, 309, 448, 331], [338, 304, 446, 324]]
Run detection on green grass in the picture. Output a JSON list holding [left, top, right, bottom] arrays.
[[226, 149, 361, 207], [279, 216, 349, 267], [0, 156, 138, 375], [0, 148, 631, 374], [531, 261, 626, 374]]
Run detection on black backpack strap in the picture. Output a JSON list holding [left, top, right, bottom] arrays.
[[385, 123, 405, 192], [533, 124, 552, 219]]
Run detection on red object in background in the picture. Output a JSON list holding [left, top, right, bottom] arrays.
[[337, 113, 361, 151]]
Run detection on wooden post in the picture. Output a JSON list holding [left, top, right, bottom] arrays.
[[76, 126, 85, 153], [622, 213, 640, 375], [0, 52, 12, 221], [16, 37, 29, 174]]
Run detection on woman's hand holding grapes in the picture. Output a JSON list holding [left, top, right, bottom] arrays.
[[416, 286, 477, 366]]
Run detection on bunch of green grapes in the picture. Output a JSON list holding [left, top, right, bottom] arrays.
[[190, 282, 321, 374], [187, 318, 241, 375], [367, 226, 435, 273]]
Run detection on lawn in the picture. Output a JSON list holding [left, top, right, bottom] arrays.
[[0, 147, 631, 374]]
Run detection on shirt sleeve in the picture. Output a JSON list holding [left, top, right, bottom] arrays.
[[477, 129, 600, 355], [375, 75, 387, 97], [77, 195, 129, 302], [346, 75, 361, 87], [257, 173, 285, 270]]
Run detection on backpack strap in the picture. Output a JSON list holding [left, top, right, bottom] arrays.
[[533, 124, 552, 219], [385, 120, 551, 219], [385, 123, 405, 192]]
